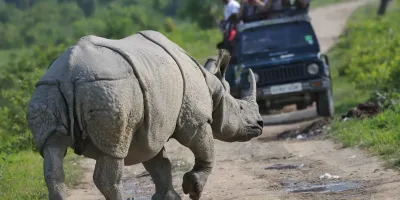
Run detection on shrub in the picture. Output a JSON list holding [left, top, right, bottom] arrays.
[[334, 5, 400, 91], [0, 44, 69, 153]]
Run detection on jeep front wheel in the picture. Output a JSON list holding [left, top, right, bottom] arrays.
[[316, 88, 334, 118]]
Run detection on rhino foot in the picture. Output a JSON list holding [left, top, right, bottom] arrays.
[[178, 124, 214, 200], [182, 171, 207, 200], [151, 190, 181, 200]]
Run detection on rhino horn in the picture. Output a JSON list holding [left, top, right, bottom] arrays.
[[248, 69, 257, 102]]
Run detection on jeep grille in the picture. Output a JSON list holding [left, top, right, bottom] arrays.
[[241, 62, 320, 87]]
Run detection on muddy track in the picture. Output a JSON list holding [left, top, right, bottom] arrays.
[[67, 0, 400, 199]]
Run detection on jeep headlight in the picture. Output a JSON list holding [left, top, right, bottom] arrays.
[[247, 72, 260, 83], [307, 63, 319, 75]]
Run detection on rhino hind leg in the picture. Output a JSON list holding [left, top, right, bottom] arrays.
[[42, 132, 71, 200], [177, 124, 215, 200], [142, 147, 181, 200], [93, 153, 124, 200]]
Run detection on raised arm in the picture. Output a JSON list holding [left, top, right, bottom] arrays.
[[238, 0, 272, 19], [253, 0, 272, 11]]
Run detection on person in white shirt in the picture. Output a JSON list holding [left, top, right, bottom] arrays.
[[223, 0, 241, 21], [217, 0, 241, 53], [220, 0, 241, 32]]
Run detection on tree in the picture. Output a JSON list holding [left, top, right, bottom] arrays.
[[377, 0, 391, 16], [153, 0, 161, 10], [76, 0, 96, 17], [3, 0, 37, 10], [179, 0, 221, 29]]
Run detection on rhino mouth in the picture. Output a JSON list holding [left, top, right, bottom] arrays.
[[237, 126, 263, 142], [251, 125, 263, 137]]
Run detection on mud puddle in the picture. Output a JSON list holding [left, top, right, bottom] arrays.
[[276, 119, 330, 140], [281, 180, 361, 194], [264, 163, 304, 170]]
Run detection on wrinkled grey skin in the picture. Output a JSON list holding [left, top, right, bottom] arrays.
[[26, 31, 263, 200]]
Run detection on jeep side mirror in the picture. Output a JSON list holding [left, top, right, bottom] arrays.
[[321, 54, 330, 66], [321, 54, 331, 78]]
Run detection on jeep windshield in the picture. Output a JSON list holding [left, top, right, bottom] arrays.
[[240, 21, 319, 56]]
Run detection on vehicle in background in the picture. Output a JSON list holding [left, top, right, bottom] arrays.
[[222, 12, 334, 118]]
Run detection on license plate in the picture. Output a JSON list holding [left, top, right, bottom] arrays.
[[270, 82, 302, 95]]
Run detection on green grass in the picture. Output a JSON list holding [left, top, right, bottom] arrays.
[[328, 43, 372, 117], [327, 0, 389, 116], [331, 76, 370, 116], [331, 108, 400, 169], [165, 27, 221, 64], [328, 1, 400, 169], [0, 149, 82, 199]]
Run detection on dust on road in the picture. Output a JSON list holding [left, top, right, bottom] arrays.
[[67, 0, 400, 199]]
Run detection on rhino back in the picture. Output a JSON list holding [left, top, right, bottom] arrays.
[[71, 34, 184, 159]]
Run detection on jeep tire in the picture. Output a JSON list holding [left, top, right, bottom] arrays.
[[316, 88, 334, 118]]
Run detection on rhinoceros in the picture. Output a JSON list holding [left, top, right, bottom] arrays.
[[26, 30, 263, 200]]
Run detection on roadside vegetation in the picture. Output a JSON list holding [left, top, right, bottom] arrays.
[[0, 0, 222, 199], [328, 1, 400, 169]]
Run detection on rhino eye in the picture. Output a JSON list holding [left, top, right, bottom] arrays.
[[240, 104, 244, 110]]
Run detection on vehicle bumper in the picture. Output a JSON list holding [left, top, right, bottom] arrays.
[[240, 77, 332, 100]]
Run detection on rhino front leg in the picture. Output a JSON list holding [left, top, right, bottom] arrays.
[[181, 124, 214, 200], [142, 147, 181, 200], [42, 133, 71, 200], [93, 153, 124, 200]]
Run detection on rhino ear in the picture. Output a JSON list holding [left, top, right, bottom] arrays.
[[203, 50, 231, 80], [204, 57, 218, 74], [216, 49, 231, 79]]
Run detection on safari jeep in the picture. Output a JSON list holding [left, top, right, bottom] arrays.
[[224, 13, 334, 118]]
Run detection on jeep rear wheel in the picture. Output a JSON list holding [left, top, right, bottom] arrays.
[[316, 88, 334, 118]]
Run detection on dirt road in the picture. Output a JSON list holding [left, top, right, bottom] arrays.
[[67, 0, 400, 199]]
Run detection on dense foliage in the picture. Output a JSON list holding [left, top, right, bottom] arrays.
[[333, 3, 400, 91], [0, 44, 70, 153], [0, 0, 223, 49], [0, 0, 355, 50]]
